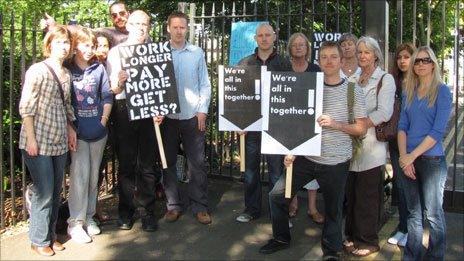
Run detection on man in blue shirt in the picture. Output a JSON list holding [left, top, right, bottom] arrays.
[[160, 11, 212, 225]]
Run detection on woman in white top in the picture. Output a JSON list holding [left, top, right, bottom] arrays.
[[343, 36, 396, 257]]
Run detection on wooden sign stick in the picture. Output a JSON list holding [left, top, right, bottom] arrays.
[[240, 133, 245, 172], [153, 119, 167, 169], [285, 160, 293, 199]]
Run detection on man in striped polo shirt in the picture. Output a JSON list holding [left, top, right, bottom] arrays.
[[259, 41, 367, 260]]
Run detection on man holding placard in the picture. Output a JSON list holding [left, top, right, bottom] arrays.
[[159, 11, 212, 225], [259, 42, 367, 259], [235, 23, 291, 223], [107, 10, 163, 232]]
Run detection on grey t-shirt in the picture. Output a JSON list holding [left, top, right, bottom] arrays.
[[306, 79, 366, 165]]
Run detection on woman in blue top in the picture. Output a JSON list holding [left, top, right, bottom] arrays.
[[398, 46, 452, 261], [65, 27, 113, 244]]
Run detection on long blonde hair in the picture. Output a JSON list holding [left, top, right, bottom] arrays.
[[404, 46, 443, 107]]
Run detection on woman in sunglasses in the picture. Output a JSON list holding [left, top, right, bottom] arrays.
[[398, 46, 452, 260]]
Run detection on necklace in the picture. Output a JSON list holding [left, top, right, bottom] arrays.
[[358, 66, 376, 87]]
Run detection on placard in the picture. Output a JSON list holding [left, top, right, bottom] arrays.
[[218, 65, 262, 131], [118, 41, 180, 121], [261, 69, 324, 155], [229, 21, 263, 66], [311, 32, 342, 64]]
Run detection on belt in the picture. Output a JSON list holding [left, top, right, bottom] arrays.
[[418, 155, 441, 160]]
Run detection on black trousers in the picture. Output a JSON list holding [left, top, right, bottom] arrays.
[[160, 117, 208, 214], [344, 166, 383, 248], [112, 100, 161, 219], [269, 157, 349, 256]]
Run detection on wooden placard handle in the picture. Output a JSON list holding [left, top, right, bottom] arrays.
[[285, 163, 293, 199], [240, 134, 245, 172], [154, 119, 167, 169]]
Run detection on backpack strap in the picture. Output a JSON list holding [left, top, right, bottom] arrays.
[[347, 81, 355, 124]]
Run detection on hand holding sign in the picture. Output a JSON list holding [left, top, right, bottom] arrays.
[[261, 70, 324, 198], [119, 41, 180, 121], [218, 65, 263, 173]]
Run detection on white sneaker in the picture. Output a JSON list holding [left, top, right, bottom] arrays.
[[68, 224, 92, 244], [388, 231, 406, 245], [86, 218, 101, 236], [236, 213, 253, 223], [398, 233, 408, 247]]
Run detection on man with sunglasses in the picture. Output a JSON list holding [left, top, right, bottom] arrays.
[[96, 1, 129, 46], [42, 1, 129, 46]]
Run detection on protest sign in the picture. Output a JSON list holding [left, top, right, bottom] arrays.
[[261, 69, 324, 156], [229, 21, 262, 66], [311, 32, 342, 64], [119, 41, 180, 121], [218, 65, 262, 131]]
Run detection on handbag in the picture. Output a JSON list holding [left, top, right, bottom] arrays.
[[375, 74, 401, 142]]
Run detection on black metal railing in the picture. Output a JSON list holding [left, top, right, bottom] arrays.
[[1, 0, 462, 230]]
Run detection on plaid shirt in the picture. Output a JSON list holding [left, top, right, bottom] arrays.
[[19, 62, 76, 156]]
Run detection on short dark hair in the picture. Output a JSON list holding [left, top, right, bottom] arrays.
[[338, 33, 358, 45], [167, 11, 188, 26], [109, 1, 127, 13], [318, 41, 343, 59]]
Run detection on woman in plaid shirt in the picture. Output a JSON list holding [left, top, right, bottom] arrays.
[[19, 25, 77, 256]]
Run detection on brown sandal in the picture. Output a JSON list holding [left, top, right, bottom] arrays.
[[351, 246, 380, 257], [343, 240, 355, 253]]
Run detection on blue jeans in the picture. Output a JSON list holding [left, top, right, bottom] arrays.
[[269, 157, 349, 256], [389, 146, 408, 233], [243, 131, 283, 218], [403, 156, 447, 261], [22, 150, 67, 247]]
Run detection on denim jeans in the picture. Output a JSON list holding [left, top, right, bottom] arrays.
[[403, 156, 447, 261], [22, 150, 67, 247], [243, 131, 284, 218], [389, 146, 408, 233], [269, 157, 349, 256], [68, 136, 107, 225]]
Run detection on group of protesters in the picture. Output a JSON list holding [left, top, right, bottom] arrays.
[[18, 1, 452, 260]]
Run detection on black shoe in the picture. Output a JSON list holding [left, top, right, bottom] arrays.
[[141, 215, 157, 232], [117, 217, 134, 230], [259, 239, 289, 254]]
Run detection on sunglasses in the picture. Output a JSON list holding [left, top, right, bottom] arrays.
[[111, 11, 127, 19], [414, 57, 432, 65]]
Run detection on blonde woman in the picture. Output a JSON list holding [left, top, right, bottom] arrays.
[[398, 46, 451, 260], [19, 25, 76, 256]]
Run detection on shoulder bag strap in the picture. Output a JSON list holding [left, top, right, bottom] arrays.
[[375, 73, 387, 110], [43, 62, 67, 106]]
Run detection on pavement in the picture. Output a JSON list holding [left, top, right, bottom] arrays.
[[1, 178, 463, 260]]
